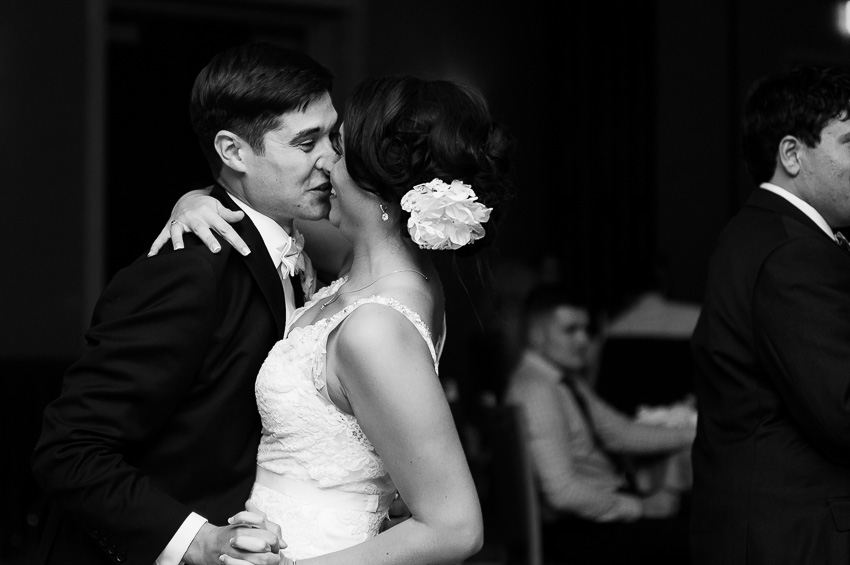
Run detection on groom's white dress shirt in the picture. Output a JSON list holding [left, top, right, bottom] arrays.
[[232, 196, 315, 322], [157, 196, 313, 565]]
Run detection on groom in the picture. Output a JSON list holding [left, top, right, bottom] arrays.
[[32, 43, 338, 565], [691, 65, 850, 564]]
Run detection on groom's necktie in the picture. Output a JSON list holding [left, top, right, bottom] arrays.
[[279, 234, 305, 279], [277, 235, 306, 319]]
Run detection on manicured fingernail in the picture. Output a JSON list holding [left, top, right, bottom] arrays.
[[175, 244, 183, 250], [212, 246, 221, 253], [241, 247, 251, 256], [219, 556, 225, 563], [227, 516, 233, 524], [229, 537, 235, 546]]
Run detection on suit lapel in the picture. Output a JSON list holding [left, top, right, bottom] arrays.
[[746, 188, 837, 245], [210, 184, 288, 337]]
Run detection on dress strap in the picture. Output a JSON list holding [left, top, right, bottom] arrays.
[[334, 296, 439, 367], [310, 295, 441, 391]]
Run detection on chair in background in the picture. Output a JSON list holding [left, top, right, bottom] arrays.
[[467, 404, 543, 565]]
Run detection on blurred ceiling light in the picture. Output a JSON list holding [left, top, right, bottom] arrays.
[[840, 1, 850, 36]]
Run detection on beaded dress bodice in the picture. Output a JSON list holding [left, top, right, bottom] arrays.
[[250, 277, 442, 559]]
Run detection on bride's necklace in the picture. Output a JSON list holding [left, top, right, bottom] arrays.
[[320, 269, 428, 310]]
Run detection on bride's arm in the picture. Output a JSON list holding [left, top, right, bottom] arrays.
[[226, 305, 482, 565], [147, 189, 353, 281], [147, 187, 250, 256], [289, 306, 482, 564]]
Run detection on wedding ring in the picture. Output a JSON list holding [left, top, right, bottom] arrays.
[[170, 220, 179, 226]]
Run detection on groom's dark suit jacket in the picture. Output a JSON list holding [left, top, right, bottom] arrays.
[[32, 185, 288, 565], [691, 188, 850, 564]]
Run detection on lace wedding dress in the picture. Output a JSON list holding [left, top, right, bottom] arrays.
[[249, 277, 442, 560]]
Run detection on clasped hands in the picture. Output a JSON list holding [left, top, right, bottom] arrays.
[[186, 495, 412, 564], [185, 501, 290, 565]]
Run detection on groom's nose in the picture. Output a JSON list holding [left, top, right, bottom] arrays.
[[317, 149, 340, 175]]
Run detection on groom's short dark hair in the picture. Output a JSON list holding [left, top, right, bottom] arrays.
[[190, 42, 333, 176], [742, 65, 850, 185]]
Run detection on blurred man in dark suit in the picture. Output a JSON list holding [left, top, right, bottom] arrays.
[[691, 65, 850, 564]]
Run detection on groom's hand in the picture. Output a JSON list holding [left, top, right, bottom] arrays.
[[381, 492, 412, 531], [227, 500, 284, 542], [225, 501, 289, 562], [183, 522, 281, 565]]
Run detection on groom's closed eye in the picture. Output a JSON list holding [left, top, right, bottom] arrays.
[[290, 127, 322, 151]]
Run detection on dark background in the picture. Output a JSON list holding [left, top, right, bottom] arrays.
[[4, 0, 850, 561]]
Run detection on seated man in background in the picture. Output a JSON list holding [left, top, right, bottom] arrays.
[[505, 284, 696, 563]]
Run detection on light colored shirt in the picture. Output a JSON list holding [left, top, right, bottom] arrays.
[[760, 182, 837, 242], [156, 513, 207, 565], [505, 350, 692, 522]]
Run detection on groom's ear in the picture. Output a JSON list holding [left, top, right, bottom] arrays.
[[213, 130, 249, 174], [777, 135, 803, 177]]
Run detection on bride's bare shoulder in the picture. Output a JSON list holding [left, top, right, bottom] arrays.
[[380, 279, 444, 335], [329, 304, 433, 378]]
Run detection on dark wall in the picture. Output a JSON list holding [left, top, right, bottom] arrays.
[[1, 0, 89, 358], [655, 0, 736, 303]]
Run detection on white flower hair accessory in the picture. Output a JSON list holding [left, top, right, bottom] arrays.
[[400, 178, 492, 250]]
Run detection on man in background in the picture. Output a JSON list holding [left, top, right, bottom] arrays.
[[505, 284, 694, 563], [691, 65, 850, 564]]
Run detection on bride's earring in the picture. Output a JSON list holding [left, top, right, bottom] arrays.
[[380, 204, 389, 222]]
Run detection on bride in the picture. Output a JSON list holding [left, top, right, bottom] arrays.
[[151, 75, 514, 564]]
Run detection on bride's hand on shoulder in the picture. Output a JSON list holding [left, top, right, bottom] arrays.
[[147, 187, 250, 257]]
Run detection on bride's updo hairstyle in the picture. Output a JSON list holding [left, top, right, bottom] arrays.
[[342, 75, 515, 255]]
